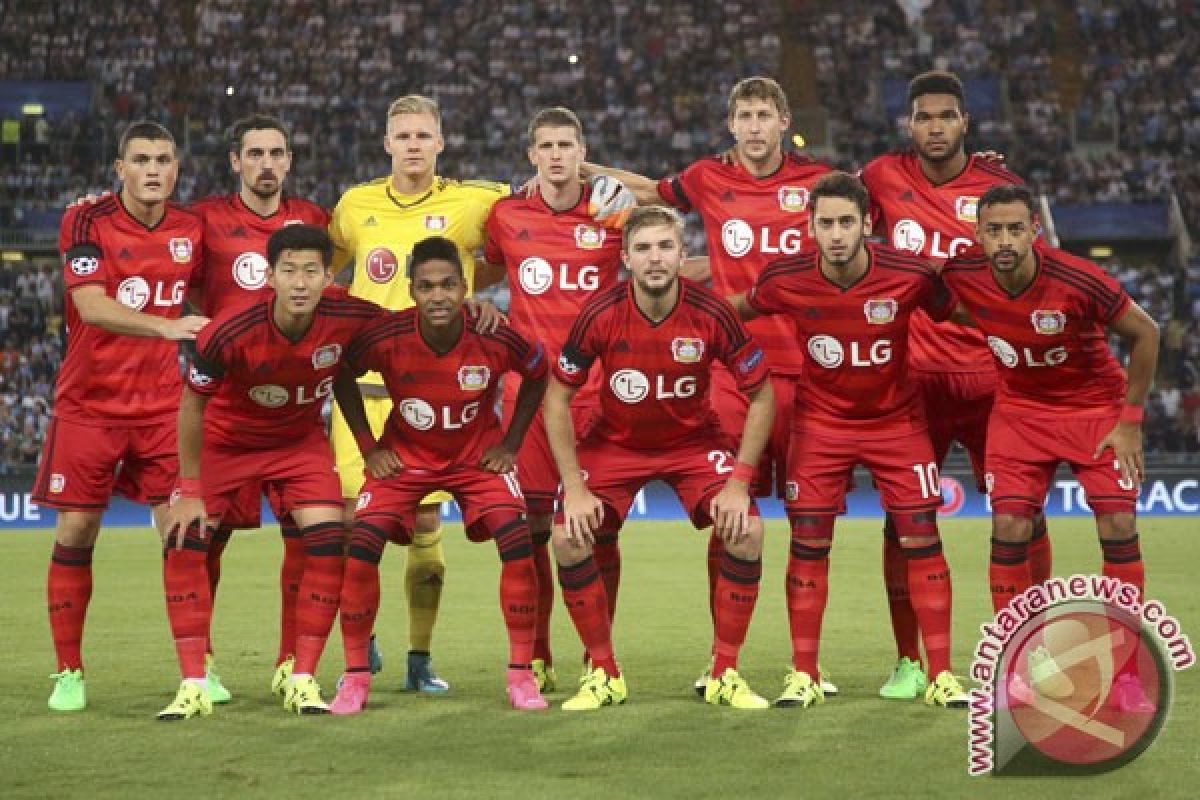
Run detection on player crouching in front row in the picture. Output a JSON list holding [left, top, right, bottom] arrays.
[[330, 236, 550, 713], [547, 206, 776, 710], [165, 225, 384, 719]]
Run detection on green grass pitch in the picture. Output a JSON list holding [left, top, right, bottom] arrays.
[[1, 516, 1197, 799]]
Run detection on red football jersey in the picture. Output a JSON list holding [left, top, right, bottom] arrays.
[[942, 242, 1130, 416], [346, 309, 547, 472], [657, 152, 832, 374], [554, 280, 769, 449], [861, 151, 1022, 374], [748, 242, 952, 434], [58, 196, 203, 424], [189, 193, 330, 317], [484, 186, 622, 406], [188, 293, 383, 448]]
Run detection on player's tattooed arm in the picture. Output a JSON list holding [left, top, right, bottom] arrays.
[[711, 380, 774, 544], [163, 387, 211, 550], [333, 369, 402, 479], [473, 257, 507, 292], [579, 162, 661, 206], [70, 285, 209, 340], [1093, 301, 1160, 485]]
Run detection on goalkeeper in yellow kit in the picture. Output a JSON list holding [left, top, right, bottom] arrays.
[[328, 95, 634, 691]]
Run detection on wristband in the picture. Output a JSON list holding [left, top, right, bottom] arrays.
[[354, 430, 378, 456], [1119, 404, 1144, 424], [731, 461, 757, 484], [178, 477, 202, 499]]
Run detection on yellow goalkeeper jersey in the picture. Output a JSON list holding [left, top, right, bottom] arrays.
[[328, 174, 509, 384]]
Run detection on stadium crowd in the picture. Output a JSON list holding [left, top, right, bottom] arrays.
[[0, 0, 1196, 461]]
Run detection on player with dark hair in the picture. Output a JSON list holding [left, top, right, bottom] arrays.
[[549, 206, 775, 711], [728, 172, 968, 710], [328, 236, 549, 713], [165, 224, 383, 718], [38, 120, 208, 714], [859, 69, 1032, 700], [581, 77, 837, 695], [942, 185, 1159, 712], [186, 113, 331, 701], [481, 106, 625, 692]]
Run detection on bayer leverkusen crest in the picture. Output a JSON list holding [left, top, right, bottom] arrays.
[[458, 365, 491, 391], [168, 238, 193, 263], [575, 224, 605, 250], [1031, 309, 1066, 335], [424, 214, 448, 231], [311, 343, 342, 370], [863, 298, 898, 325], [671, 337, 705, 363], [778, 186, 810, 212]]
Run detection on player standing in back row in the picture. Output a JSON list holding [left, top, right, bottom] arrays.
[[860, 70, 1033, 701], [188, 114, 331, 702], [481, 107, 625, 692], [581, 77, 836, 694], [36, 122, 208, 714]]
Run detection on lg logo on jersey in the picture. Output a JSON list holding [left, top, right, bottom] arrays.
[[248, 376, 333, 408], [892, 220, 971, 260], [399, 398, 481, 430], [517, 257, 599, 295], [987, 336, 1068, 369], [116, 277, 187, 311], [609, 368, 696, 403], [720, 219, 804, 258], [233, 252, 270, 290], [807, 335, 892, 368]]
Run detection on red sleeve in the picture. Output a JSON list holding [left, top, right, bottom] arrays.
[[495, 325, 547, 380], [344, 313, 393, 376], [187, 324, 225, 396], [482, 207, 504, 265], [553, 315, 599, 388], [60, 206, 107, 291], [655, 160, 701, 212], [859, 161, 885, 229], [746, 266, 790, 317], [709, 297, 769, 393], [1089, 268, 1132, 325]]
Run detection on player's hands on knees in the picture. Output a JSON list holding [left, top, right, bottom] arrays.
[[710, 480, 752, 545], [465, 298, 507, 333], [66, 190, 112, 209], [366, 447, 403, 480], [164, 497, 207, 550], [562, 486, 604, 548], [1094, 421, 1144, 487], [161, 315, 210, 341], [479, 444, 516, 474]]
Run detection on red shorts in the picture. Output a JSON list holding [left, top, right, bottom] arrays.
[[986, 410, 1136, 517], [33, 415, 177, 510], [202, 430, 343, 522], [915, 369, 995, 491], [355, 466, 526, 543], [218, 482, 294, 530], [554, 433, 757, 530], [711, 369, 796, 499], [509, 400, 598, 517], [785, 421, 942, 516]]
